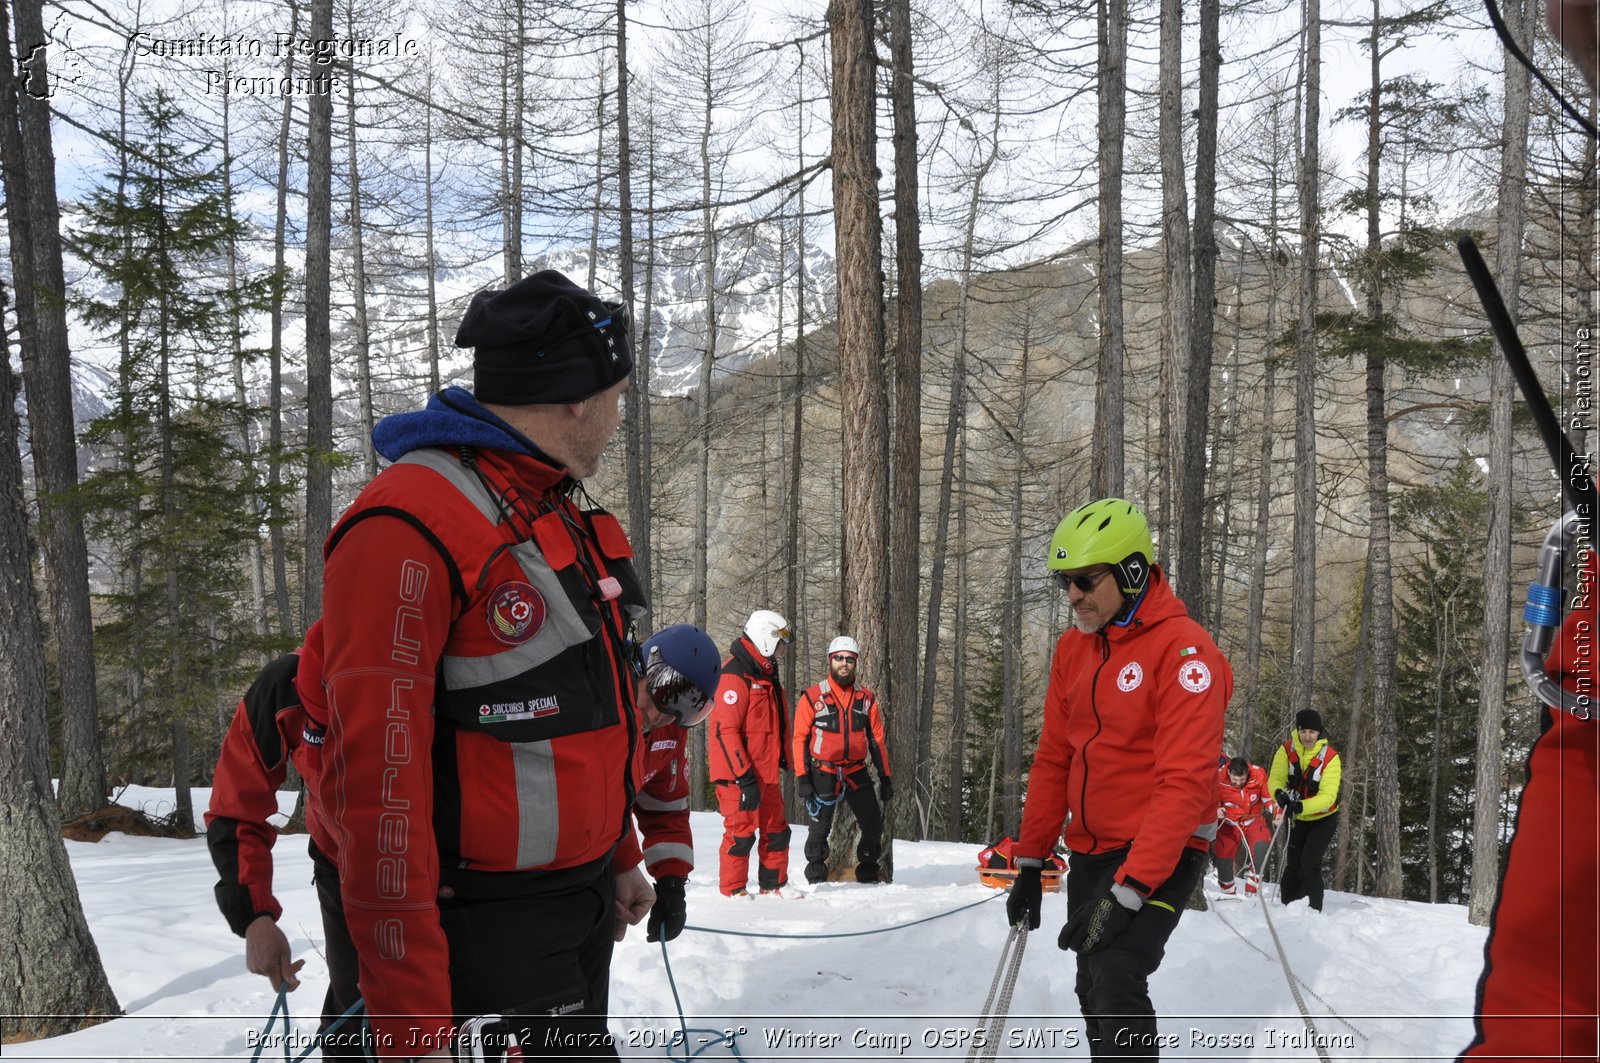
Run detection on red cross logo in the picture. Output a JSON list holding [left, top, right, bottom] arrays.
[[1178, 659, 1213, 693]]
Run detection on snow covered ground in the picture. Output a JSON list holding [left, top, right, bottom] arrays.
[[10, 787, 1487, 1061]]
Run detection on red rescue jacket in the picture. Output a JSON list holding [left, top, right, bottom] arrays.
[[315, 438, 646, 1057], [1015, 567, 1232, 899], [205, 625, 336, 936], [708, 638, 789, 783], [792, 677, 891, 778], [616, 720, 695, 881], [1216, 762, 1272, 828]]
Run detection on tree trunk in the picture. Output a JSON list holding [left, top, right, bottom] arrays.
[[830, 0, 890, 853], [1290, 0, 1321, 726], [1333, 569, 1371, 890], [1362, 0, 1401, 899], [423, 61, 442, 397], [302, 0, 335, 628], [267, 3, 299, 638], [3, 0, 105, 818], [617, 0, 649, 595], [0, 280, 120, 1035], [1092, 0, 1127, 499], [887, 0, 922, 846], [1157, 0, 1191, 576], [1469, 0, 1529, 927], [1180, 0, 1220, 618], [345, 46, 377, 480]]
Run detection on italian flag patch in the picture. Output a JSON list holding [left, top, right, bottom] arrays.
[[1179, 646, 1199, 657]]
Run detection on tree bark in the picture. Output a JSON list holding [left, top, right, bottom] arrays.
[[302, 0, 335, 628], [1158, 0, 1191, 572], [1362, 0, 1401, 899], [0, 280, 120, 1036], [1092, 0, 1127, 499], [1290, 0, 1321, 728], [1469, 0, 1529, 927], [267, 2, 299, 638], [345, 44, 376, 480], [829, 0, 890, 816], [886, 0, 922, 844], [3, 0, 105, 818], [1180, 0, 1220, 618]]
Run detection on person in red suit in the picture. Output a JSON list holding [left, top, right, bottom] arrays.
[[1210, 756, 1273, 896], [205, 623, 366, 1060], [313, 271, 649, 1060], [708, 609, 794, 896], [619, 624, 721, 943], [792, 634, 893, 884]]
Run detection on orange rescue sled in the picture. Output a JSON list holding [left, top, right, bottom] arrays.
[[976, 837, 1064, 892]]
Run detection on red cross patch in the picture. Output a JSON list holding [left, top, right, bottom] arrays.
[[1178, 659, 1213, 693], [1116, 661, 1144, 692]]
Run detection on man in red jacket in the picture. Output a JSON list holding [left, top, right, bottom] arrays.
[[312, 271, 651, 1060], [791, 634, 892, 884], [1211, 756, 1273, 896], [1007, 498, 1230, 1059], [206, 624, 365, 1059], [708, 609, 794, 896]]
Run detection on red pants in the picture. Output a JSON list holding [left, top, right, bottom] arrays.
[[1460, 709, 1598, 1061], [716, 780, 790, 895], [1212, 817, 1270, 862]]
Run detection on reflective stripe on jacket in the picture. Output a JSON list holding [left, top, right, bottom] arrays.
[[317, 441, 646, 1056], [792, 678, 891, 777]]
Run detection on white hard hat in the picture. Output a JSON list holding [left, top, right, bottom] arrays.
[[827, 635, 860, 658], [743, 609, 793, 658]]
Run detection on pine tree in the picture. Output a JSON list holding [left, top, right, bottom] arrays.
[[72, 90, 277, 808]]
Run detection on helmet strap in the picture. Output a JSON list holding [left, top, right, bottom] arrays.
[[1110, 580, 1150, 628]]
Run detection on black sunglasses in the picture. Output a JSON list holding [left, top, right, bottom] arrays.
[[1054, 568, 1114, 594], [830, 654, 856, 663]]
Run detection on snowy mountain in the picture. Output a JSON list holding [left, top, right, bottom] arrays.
[[13, 787, 1487, 1062]]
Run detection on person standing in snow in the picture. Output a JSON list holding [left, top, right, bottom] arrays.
[[311, 271, 650, 1060], [621, 625, 722, 944], [205, 623, 365, 1060], [791, 635, 893, 884], [1006, 498, 1231, 1059], [1267, 709, 1341, 913], [708, 610, 794, 896], [1211, 755, 1274, 897]]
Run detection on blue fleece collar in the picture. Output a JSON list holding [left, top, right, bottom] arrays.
[[372, 387, 552, 464]]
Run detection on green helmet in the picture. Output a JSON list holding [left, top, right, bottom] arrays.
[[1047, 498, 1155, 595]]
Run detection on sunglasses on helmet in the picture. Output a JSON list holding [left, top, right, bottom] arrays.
[[644, 649, 711, 727], [1054, 568, 1114, 594]]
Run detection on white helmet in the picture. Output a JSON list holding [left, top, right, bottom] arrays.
[[826, 635, 860, 659], [743, 609, 793, 658]]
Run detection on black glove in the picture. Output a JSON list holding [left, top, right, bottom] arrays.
[[878, 776, 893, 803], [646, 876, 687, 943], [1005, 864, 1043, 929], [1059, 884, 1139, 955], [796, 774, 814, 802], [1275, 789, 1303, 815], [735, 771, 761, 811]]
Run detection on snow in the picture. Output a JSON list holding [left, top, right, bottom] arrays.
[[11, 798, 1487, 1061]]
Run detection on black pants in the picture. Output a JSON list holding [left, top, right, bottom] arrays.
[[802, 766, 884, 883], [1066, 846, 1206, 1059], [439, 857, 619, 1058], [1279, 812, 1339, 911], [308, 841, 368, 1062]]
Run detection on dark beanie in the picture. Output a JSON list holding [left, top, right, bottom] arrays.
[[455, 270, 633, 405], [1295, 708, 1323, 734]]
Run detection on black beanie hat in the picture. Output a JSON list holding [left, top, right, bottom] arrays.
[[456, 270, 633, 405], [1295, 708, 1323, 734]]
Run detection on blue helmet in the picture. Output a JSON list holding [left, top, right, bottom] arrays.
[[640, 624, 720, 726]]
